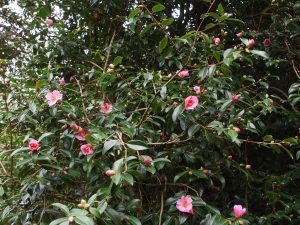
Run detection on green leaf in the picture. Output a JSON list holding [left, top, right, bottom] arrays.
[[250, 50, 269, 58], [152, 4, 166, 13], [113, 56, 123, 66], [160, 86, 167, 99], [128, 8, 141, 19], [188, 124, 200, 137], [74, 216, 94, 225], [97, 201, 108, 214], [227, 129, 238, 142], [52, 203, 70, 215], [217, 3, 224, 15], [263, 135, 274, 142], [192, 170, 208, 179], [172, 104, 183, 122], [162, 18, 174, 27], [123, 173, 134, 186], [159, 37, 168, 53], [296, 151, 300, 160], [126, 143, 148, 151], [38, 132, 53, 142], [49, 217, 69, 225], [29, 100, 36, 113], [127, 216, 142, 225], [103, 140, 118, 154], [174, 171, 187, 183]]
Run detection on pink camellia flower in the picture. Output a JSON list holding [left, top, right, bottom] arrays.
[[194, 86, 201, 94], [29, 139, 40, 151], [237, 32, 242, 38], [178, 70, 189, 78], [144, 157, 152, 165], [70, 123, 79, 131], [233, 205, 246, 219], [184, 96, 199, 110], [263, 38, 271, 47], [234, 127, 241, 133], [100, 102, 113, 113], [80, 144, 94, 155], [173, 101, 178, 108], [232, 95, 240, 103], [176, 195, 193, 213], [60, 78, 65, 86], [47, 19, 54, 25], [213, 37, 221, 45], [1, 144, 7, 150], [105, 169, 116, 176], [245, 164, 251, 169], [46, 90, 63, 106], [248, 39, 255, 48], [76, 128, 90, 141]]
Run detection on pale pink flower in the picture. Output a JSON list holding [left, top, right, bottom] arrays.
[[236, 32, 242, 38], [178, 70, 189, 78], [232, 95, 239, 103], [173, 101, 178, 108], [100, 102, 113, 113], [233, 205, 246, 219], [46, 90, 63, 106], [144, 157, 152, 165], [76, 128, 89, 141], [213, 37, 221, 45], [248, 39, 255, 48], [184, 96, 199, 110], [1, 144, 7, 150], [80, 144, 94, 155], [29, 139, 40, 151], [60, 78, 65, 86], [194, 86, 201, 94], [245, 164, 251, 169], [105, 169, 116, 176], [234, 127, 241, 133], [47, 19, 54, 25], [176, 195, 193, 213]]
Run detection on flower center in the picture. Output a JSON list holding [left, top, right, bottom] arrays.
[[182, 200, 189, 208], [187, 99, 194, 106]]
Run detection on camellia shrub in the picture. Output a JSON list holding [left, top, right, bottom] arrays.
[[0, 0, 300, 225]]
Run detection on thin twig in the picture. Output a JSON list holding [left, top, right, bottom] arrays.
[[103, 30, 116, 72]]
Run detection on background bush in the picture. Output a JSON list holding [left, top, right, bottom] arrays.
[[0, 0, 300, 224]]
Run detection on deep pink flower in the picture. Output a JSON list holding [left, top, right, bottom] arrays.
[[213, 37, 221, 45], [1, 144, 7, 150], [76, 128, 90, 141], [194, 86, 201, 94], [184, 96, 199, 110], [47, 19, 54, 25], [176, 195, 193, 213], [100, 102, 113, 113], [248, 39, 255, 48], [70, 123, 79, 131], [93, 11, 101, 21], [237, 32, 242, 38], [178, 70, 189, 78], [60, 78, 65, 86], [234, 127, 241, 133], [29, 139, 40, 151], [232, 95, 240, 103], [233, 205, 246, 219], [46, 90, 63, 106], [144, 157, 152, 165], [263, 38, 271, 47], [80, 144, 94, 155], [105, 169, 116, 176]]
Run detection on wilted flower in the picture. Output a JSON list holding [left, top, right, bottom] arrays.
[[76, 128, 90, 141]]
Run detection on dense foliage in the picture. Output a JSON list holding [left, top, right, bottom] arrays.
[[0, 0, 300, 224]]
